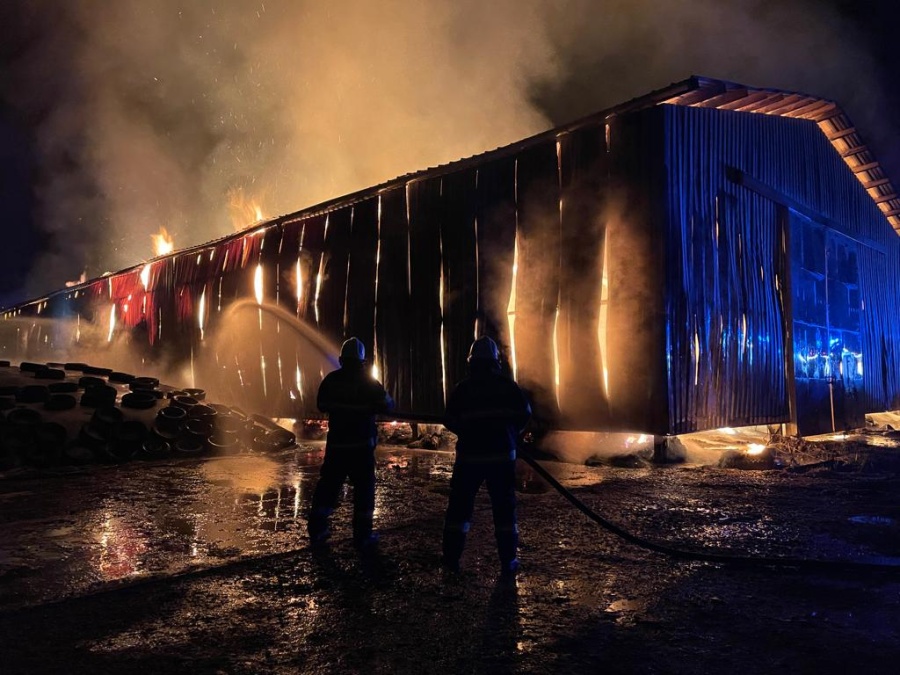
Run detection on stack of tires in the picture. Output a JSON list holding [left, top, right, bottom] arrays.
[[0, 361, 297, 470]]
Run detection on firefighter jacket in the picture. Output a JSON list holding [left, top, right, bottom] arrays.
[[445, 362, 532, 463], [317, 363, 395, 451]]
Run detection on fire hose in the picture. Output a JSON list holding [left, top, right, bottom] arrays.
[[389, 410, 900, 573]]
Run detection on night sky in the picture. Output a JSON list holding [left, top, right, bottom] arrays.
[[1, 0, 898, 309]]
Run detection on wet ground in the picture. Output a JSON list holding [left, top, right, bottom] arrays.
[[2, 438, 900, 674]]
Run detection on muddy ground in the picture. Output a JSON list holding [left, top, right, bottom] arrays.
[[2, 435, 900, 674]]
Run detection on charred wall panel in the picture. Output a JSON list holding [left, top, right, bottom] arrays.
[[375, 188, 412, 411], [299, 214, 327, 327], [317, 209, 352, 342], [557, 126, 609, 428], [407, 177, 445, 414], [474, 157, 517, 365], [514, 142, 561, 426], [345, 198, 378, 353], [605, 109, 670, 433], [440, 169, 479, 395]]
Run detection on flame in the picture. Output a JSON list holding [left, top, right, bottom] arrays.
[[746, 443, 766, 455], [151, 227, 175, 256], [65, 271, 87, 288], [295, 257, 303, 307], [107, 304, 116, 342], [553, 306, 560, 402], [140, 264, 152, 291], [198, 288, 207, 339], [295, 364, 303, 403], [254, 264, 264, 305], [314, 253, 325, 325], [371, 363, 380, 380], [229, 188, 267, 231], [507, 234, 519, 379]]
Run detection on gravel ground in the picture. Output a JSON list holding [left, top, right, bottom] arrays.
[[2, 438, 900, 674]]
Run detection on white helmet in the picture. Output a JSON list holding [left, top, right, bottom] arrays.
[[340, 337, 366, 362], [468, 336, 499, 363]]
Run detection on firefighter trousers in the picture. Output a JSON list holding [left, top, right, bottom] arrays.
[[308, 447, 376, 544], [442, 459, 518, 568]]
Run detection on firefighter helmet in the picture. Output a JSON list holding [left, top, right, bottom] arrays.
[[467, 336, 499, 363], [340, 337, 366, 362]]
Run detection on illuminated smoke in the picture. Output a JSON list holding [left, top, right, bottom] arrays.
[[2, 0, 895, 307]]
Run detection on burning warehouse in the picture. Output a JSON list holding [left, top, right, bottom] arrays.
[[3, 76, 900, 438]]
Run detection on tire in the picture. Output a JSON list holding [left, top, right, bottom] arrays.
[[129, 376, 160, 391], [7, 407, 43, 427], [171, 395, 198, 411], [79, 376, 106, 389], [188, 404, 217, 420], [17, 385, 50, 403], [121, 392, 157, 410], [108, 371, 135, 384], [35, 368, 66, 380], [44, 393, 78, 411], [175, 437, 205, 455], [48, 381, 79, 393], [142, 431, 172, 458]]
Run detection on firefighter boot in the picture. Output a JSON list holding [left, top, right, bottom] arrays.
[[307, 507, 332, 545]]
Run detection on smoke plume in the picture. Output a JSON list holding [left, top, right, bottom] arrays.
[[0, 0, 895, 303]]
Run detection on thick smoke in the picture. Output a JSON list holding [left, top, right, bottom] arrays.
[[0, 0, 895, 302]]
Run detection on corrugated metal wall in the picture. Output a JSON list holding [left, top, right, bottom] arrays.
[[3, 103, 898, 434], [663, 105, 900, 434]]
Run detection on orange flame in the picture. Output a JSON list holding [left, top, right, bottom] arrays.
[[229, 188, 267, 231], [151, 227, 175, 257]]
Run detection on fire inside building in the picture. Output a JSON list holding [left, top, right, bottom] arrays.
[[2, 76, 899, 438]]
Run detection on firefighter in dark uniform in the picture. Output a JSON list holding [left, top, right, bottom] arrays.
[[442, 336, 532, 577], [308, 337, 395, 549]]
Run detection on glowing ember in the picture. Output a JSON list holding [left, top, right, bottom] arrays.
[[746, 443, 766, 455], [229, 188, 266, 231], [151, 227, 175, 256]]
